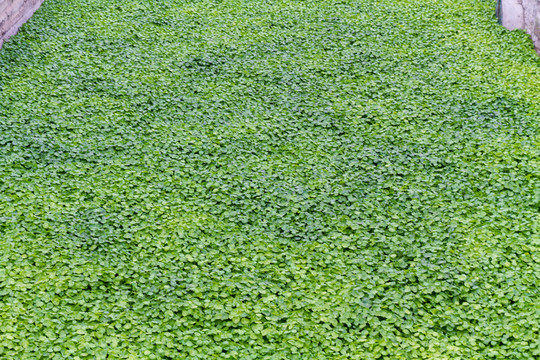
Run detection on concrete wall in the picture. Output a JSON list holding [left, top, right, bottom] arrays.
[[0, 0, 45, 48], [499, 0, 540, 54], [522, 0, 540, 52]]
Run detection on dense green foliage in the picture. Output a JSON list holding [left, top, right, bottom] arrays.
[[0, 0, 539, 358]]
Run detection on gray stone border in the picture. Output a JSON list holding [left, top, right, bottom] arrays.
[[0, 0, 45, 48], [498, 0, 540, 54]]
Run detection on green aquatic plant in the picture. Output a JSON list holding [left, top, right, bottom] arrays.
[[0, 0, 539, 358]]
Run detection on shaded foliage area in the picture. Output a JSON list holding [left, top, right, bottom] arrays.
[[0, 0, 539, 358]]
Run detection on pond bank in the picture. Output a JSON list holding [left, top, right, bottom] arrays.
[[499, 0, 540, 53], [0, 0, 44, 48]]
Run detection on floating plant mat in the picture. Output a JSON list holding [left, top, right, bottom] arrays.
[[0, 0, 539, 358]]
